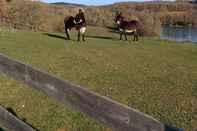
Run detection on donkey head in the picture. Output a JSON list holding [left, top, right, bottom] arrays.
[[115, 12, 124, 25]]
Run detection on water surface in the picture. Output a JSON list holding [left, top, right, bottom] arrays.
[[161, 25, 197, 43]]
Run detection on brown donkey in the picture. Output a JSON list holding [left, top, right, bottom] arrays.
[[115, 13, 140, 41]]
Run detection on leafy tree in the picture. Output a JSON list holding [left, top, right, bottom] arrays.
[[7, 0, 43, 31]]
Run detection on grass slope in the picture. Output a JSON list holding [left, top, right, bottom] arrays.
[[0, 27, 196, 130]]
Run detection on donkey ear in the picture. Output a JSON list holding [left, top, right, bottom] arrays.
[[115, 11, 119, 16]]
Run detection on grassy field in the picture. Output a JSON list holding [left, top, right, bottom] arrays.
[[0, 26, 196, 131]]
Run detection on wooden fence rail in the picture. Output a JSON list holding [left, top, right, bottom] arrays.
[[0, 106, 36, 131], [0, 53, 182, 131]]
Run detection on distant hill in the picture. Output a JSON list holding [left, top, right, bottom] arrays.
[[50, 2, 86, 7], [1, 0, 197, 36], [50, 1, 175, 7]]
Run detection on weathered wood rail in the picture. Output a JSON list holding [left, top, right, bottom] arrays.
[[0, 53, 182, 131], [0, 106, 36, 131]]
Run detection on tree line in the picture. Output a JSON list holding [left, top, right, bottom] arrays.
[[0, 0, 197, 35]]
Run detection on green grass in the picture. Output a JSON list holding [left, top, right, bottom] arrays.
[[0, 26, 197, 130]]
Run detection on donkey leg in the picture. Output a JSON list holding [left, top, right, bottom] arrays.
[[82, 34, 85, 41], [80, 27, 86, 42], [120, 32, 123, 40], [133, 31, 137, 41], [136, 33, 139, 41], [77, 31, 80, 42], [135, 32, 139, 41], [133, 34, 136, 41], [65, 28, 70, 40], [124, 32, 127, 41]]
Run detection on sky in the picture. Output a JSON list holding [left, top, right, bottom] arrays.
[[41, 0, 175, 5]]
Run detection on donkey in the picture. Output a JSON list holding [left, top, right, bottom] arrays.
[[64, 15, 86, 41], [115, 13, 139, 41]]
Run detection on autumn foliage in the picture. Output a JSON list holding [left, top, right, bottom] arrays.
[[0, 0, 197, 35]]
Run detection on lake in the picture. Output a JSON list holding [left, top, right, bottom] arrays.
[[160, 25, 197, 43]]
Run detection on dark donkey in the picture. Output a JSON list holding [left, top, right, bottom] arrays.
[[115, 13, 139, 41], [64, 9, 86, 41], [64, 16, 75, 40]]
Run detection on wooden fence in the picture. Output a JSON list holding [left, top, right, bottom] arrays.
[[0, 53, 182, 131], [0, 105, 36, 131]]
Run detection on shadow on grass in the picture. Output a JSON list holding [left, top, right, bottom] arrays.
[[86, 35, 117, 40], [6, 108, 18, 117], [5, 107, 38, 131], [43, 33, 66, 40], [43, 33, 81, 42], [106, 26, 120, 34], [0, 127, 4, 131], [44, 33, 119, 41], [164, 124, 183, 131]]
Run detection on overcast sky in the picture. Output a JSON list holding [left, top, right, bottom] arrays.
[[41, 0, 175, 5]]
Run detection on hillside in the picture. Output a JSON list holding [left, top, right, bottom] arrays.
[[51, 2, 86, 7], [0, 0, 8, 17], [85, 2, 197, 35], [0, 0, 197, 35]]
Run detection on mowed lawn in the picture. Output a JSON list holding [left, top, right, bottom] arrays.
[[0, 26, 196, 131]]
